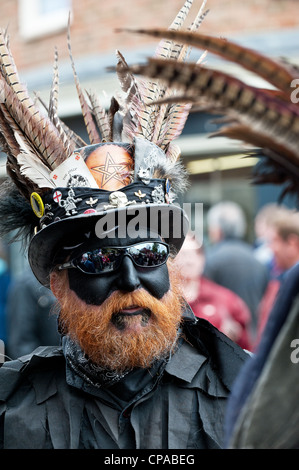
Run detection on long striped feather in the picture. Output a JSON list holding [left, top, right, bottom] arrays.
[[127, 28, 296, 95], [115, 50, 144, 140], [14, 131, 55, 189], [0, 106, 19, 158], [212, 123, 299, 166], [48, 47, 59, 124], [86, 90, 111, 142], [135, 0, 199, 142], [128, 58, 299, 164], [48, 47, 75, 158], [154, 0, 194, 61], [0, 29, 30, 103], [149, 1, 209, 146], [157, 52, 207, 150], [0, 78, 66, 169], [0, 29, 68, 168], [36, 92, 87, 149]]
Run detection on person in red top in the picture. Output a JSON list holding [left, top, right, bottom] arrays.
[[175, 233, 252, 351]]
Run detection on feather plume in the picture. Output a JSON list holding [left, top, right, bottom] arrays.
[[116, 50, 140, 95], [128, 58, 299, 160], [48, 47, 76, 158], [165, 142, 182, 162], [126, 28, 296, 95], [116, 0, 210, 150], [0, 29, 30, 103], [107, 96, 120, 142], [0, 22, 86, 233], [14, 132, 55, 189], [0, 29, 70, 169], [0, 179, 37, 243], [115, 49, 144, 140], [150, 3, 209, 150], [86, 90, 111, 142], [152, 158, 189, 195], [16, 152, 55, 189], [48, 47, 59, 124], [36, 92, 87, 149], [127, 27, 299, 200], [154, 0, 194, 61], [0, 106, 19, 158]]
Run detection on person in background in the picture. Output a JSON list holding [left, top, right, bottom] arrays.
[[6, 268, 60, 359], [267, 208, 299, 276], [204, 201, 269, 342], [176, 232, 252, 351], [253, 203, 285, 279]]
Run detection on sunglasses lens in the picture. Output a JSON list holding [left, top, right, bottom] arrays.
[[75, 248, 123, 274], [128, 242, 169, 267], [73, 242, 169, 274]]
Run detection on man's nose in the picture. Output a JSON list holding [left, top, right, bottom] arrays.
[[116, 255, 141, 292]]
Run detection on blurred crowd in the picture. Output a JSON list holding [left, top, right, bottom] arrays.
[[176, 201, 299, 351], [1, 200, 299, 358]]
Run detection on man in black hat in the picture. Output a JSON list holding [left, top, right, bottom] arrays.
[[0, 0, 249, 449], [0, 140, 248, 449]]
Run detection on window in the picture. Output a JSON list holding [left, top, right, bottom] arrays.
[[18, 0, 72, 40]]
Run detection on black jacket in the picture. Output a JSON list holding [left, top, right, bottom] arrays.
[[0, 311, 248, 449]]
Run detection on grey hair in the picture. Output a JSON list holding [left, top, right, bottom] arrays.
[[207, 201, 247, 239]]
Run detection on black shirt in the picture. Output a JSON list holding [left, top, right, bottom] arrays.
[[0, 310, 248, 449]]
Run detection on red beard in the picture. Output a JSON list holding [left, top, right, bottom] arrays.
[[51, 262, 184, 373]]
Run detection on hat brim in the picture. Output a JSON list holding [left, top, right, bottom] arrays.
[[28, 203, 189, 287]]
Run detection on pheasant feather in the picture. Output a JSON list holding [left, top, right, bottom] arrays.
[[127, 28, 297, 95], [48, 48, 59, 124], [132, 1, 209, 148], [48, 47, 76, 158], [36, 92, 87, 149], [0, 29, 71, 169], [86, 90, 111, 142], [150, 2, 209, 149], [0, 29, 30, 103], [130, 57, 299, 156], [0, 61, 68, 170], [127, 27, 299, 199], [16, 152, 55, 190], [115, 50, 144, 140]]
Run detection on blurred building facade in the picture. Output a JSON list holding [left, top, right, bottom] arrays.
[[0, 0, 299, 275]]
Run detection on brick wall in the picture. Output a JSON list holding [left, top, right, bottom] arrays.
[[1, 0, 299, 72]]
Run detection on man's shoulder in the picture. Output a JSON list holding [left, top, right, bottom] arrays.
[[0, 346, 64, 401], [182, 318, 250, 391]]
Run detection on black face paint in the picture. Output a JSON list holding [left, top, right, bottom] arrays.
[[67, 235, 170, 305]]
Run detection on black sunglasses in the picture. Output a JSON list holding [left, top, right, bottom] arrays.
[[57, 241, 169, 275]]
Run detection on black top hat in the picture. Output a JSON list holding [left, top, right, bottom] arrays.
[[27, 139, 189, 286], [0, 1, 209, 285]]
